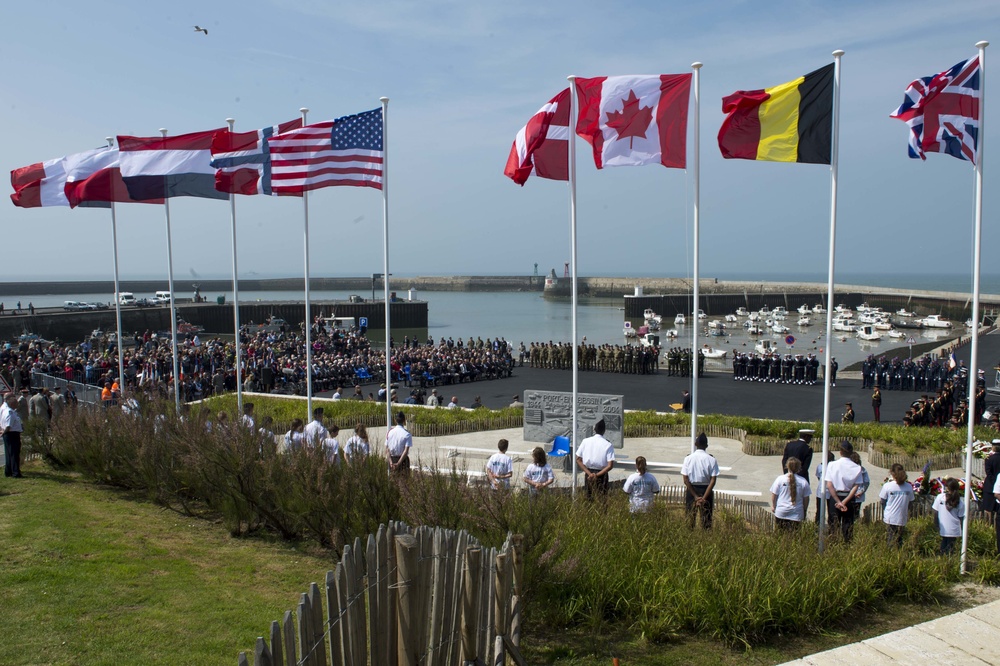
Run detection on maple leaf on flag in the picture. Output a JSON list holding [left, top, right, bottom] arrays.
[[605, 90, 654, 149]]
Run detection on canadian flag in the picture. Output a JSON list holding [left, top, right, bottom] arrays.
[[504, 88, 570, 185], [575, 74, 692, 169]]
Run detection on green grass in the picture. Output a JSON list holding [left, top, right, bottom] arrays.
[[0, 463, 332, 666]]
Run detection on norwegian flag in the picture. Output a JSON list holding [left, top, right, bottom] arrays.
[[504, 88, 570, 185], [890, 56, 981, 163], [211, 119, 303, 195]]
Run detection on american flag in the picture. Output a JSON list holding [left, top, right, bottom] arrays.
[[269, 108, 383, 195], [210, 119, 302, 196], [890, 57, 980, 163]]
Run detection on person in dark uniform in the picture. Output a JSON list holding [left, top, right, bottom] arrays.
[[681, 390, 691, 414], [983, 439, 1000, 553], [781, 429, 814, 477], [829, 357, 838, 387], [842, 401, 855, 423], [872, 387, 882, 422]]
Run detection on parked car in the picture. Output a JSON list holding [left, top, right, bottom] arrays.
[[135, 298, 154, 308], [63, 301, 84, 311], [91, 302, 109, 310]]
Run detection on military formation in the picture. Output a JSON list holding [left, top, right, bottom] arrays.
[[527, 341, 660, 374], [862, 354, 966, 392], [664, 348, 705, 377], [731, 352, 822, 384]]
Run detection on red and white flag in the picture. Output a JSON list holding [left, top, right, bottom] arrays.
[[504, 88, 570, 185], [575, 74, 692, 169], [11, 148, 108, 208], [65, 147, 162, 207]]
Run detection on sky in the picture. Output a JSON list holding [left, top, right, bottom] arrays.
[[2, 0, 998, 285]]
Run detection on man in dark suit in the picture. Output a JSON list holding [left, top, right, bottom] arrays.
[[983, 439, 1000, 553], [781, 429, 814, 478]]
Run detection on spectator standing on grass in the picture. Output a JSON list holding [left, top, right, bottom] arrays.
[[623, 456, 660, 513], [933, 478, 965, 555], [344, 423, 371, 461], [770, 457, 811, 531], [879, 463, 914, 548], [385, 411, 412, 476], [303, 407, 328, 446], [815, 451, 835, 523], [849, 451, 870, 517], [576, 419, 615, 500], [283, 418, 304, 453], [321, 425, 341, 464], [523, 447, 554, 495], [681, 432, 720, 529], [825, 441, 863, 542], [1, 392, 24, 478], [485, 439, 513, 490], [984, 439, 1000, 543]]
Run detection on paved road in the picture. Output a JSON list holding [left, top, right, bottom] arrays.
[[372, 329, 1000, 423]]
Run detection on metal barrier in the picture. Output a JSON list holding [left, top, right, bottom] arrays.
[[31, 371, 104, 405]]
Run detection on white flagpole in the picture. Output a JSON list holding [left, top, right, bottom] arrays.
[[300, 107, 314, 420], [381, 97, 392, 432], [159, 128, 182, 413], [818, 49, 844, 553], [568, 75, 580, 499], [106, 138, 127, 401], [225, 118, 245, 413], [961, 39, 989, 575], [690, 62, 702, 451]]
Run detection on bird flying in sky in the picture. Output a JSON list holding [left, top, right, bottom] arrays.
[[193, 25, 208, 35]]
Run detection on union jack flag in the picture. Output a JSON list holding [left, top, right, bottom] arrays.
[[890, 57, 980, 163], [210, 119, 303, 195]]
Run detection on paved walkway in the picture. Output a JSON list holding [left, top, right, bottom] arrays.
[[781, 599, 1000, 665]]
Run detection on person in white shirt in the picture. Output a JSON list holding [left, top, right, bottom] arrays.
[[321, 424, 341, 464], [623, 456, 660, 513], [770, 457, 811, 530], [522, 447, 554, 495], [283, 418, 305, 454], [241, 402, 255, 429], [575, 419, 615, 500], [332, 387, 343, 401], [849, 451, 870, 513], [681, 432, 720, 528], [485, 439, 514, 490], [385, 412, 413, 475], [933, 477, 965, 555], [814, 451, 835, 524], [425, 390, 440, 407], [878, 463, 915, 548], [824, 440, 864, 543], [446, 396, 459, 410], [2, 393, 25, 478], [303, 407, 329, 447], [343, 423, 371, 461]]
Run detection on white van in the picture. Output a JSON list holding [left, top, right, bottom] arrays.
[[117, 292, 136, 306], [154, 290, 172, 304]]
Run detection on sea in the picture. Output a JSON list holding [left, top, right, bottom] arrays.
[[4, 271, 993, 370]]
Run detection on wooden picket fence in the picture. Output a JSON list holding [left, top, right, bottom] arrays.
[[658, 485, 776, 532], [238, 522, 525, 666]]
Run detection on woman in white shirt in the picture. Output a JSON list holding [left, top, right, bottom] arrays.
[[623, 456, 660, 513], [932, 477, 965, 555], [343, 423, 371, 461], [283, 418, 304, 454], [522, 447, 554, 495], [878, 463, 915, 548], [770, 457, 812, 530]]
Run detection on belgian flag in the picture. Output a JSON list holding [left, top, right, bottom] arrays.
[[717, 63, 834, 164]]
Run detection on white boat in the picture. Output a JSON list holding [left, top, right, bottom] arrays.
[[624, 321, 637, 337], [858, 312, 882, 324], [797, 304, 811, 315], [708, 320, 726, 329], [664, 328, 678, 339], [643, 309, 662, 325], [920, 314, 953, 329], [674, 313, 686, 326], [692, 309, 707, 320], [755, 339, 779, 355], [832, 316, 855, 332], [701, 345, 727, 359], [709, 327, 727, 337], [797, 316, 812, 326], [888, 329, 904, 339], [644, 317, 661, 331], [735, 307, 750, 317], [966, 318, 978, 328], [896, 308, 915, 317], [745, 325, 763, 335], [812, 304, 827, 314], [773, 306, 788, 317], [772, 323, 790, 334], [874, 320, 893, 331], [857, 324, 882, 341], [725, 313, 739, 323], [771, 312, 786, 321], [758, 306, 771, 317]]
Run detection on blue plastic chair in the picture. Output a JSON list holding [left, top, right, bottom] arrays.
[[548, 436, 571, 457]]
